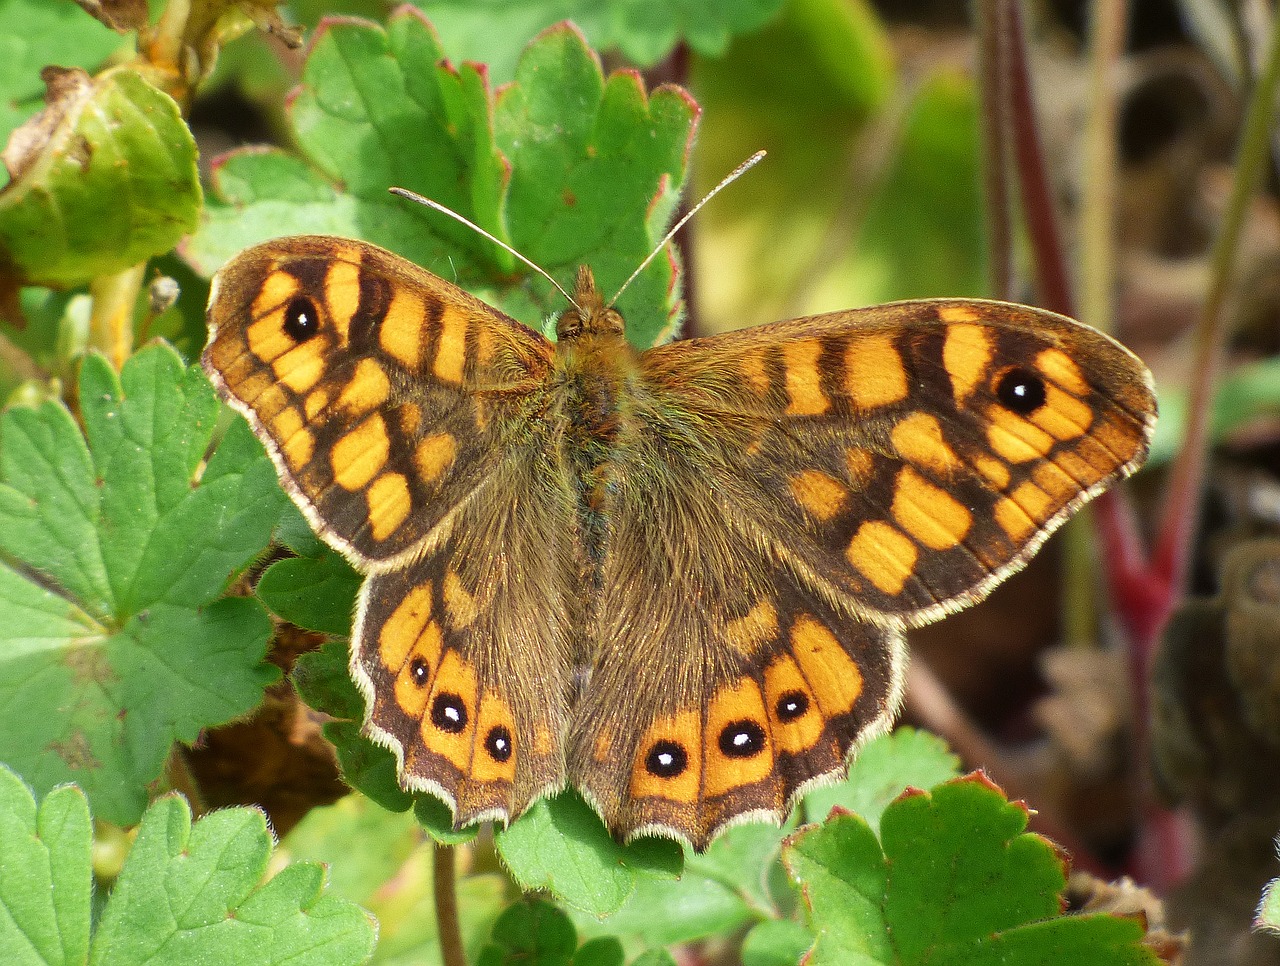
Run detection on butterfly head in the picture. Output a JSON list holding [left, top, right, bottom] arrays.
[[556, 266, 624, 341]]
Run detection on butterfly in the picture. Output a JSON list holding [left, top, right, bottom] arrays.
[[203, 229, 1156, 851]]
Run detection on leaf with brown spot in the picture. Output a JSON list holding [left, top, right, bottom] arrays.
[[0, 66, 199, 289]]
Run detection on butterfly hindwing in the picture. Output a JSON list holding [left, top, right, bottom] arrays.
[[639, 298, 1156, 626], [204, 236, 555, 567], [567, 423, 905, 850], [352, 445, 580, 827]]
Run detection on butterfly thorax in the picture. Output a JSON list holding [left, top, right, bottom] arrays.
[[549, 268, 642, 572]]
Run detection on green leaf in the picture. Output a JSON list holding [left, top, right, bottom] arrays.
[[741, 919, 814, 966], [493, 24, 694, 345], [413, 792, 481, 845], [0, 345, 284, 824], [418, 0, 787, 79], [0, 0, 128, 156], [325, 721, 415, 814], [286, 796, 506, 963], [783, 773, 1161, 965], [479, 899, 579, 966], [281, 793, 423, 906], [277, 499, 328, 557], [373, 867, 507, 966], [573, 858, 752, 948], [574, 936, 625, 966], [0, 66, 200, 288], [803, 727, 961, 833], [89, 793, 376, 965], [292, 643, 460, 821], [257, 550, 361, 636], [686, 822, 788, 911], [614, 727, 956, 948], [629, 952, 677, 966], [495, 791, 683, 916], [0, 763, 375, 965], [292, 638, 364, 721], [0, 764, 92, 966], [191, 9, 697, 349]]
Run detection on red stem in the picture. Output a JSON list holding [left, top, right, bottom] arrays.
[[1003, 2, 1075, 319]]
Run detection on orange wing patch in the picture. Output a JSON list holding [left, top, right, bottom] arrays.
[[331, 414, 390, 491], [845, 333, 907, 409], [368, 472, 412, 541], [631, 711, 702, 803], [789, 616, 864, 717], [421, 650, 479, 772], [942, 322, 992, 404], [762, 654, 824, 755], [472, 691, 517, 784], [432, 307, 469, 384], [724, 600, 779, 654], [891, 412, 961, 474], [323, 259, 362, 341], [890, 467, 972, 552], [789, 469, 848, 521], [703, 680, 774, 798], [379, 288, 426, 368], [336, 358, 391, 417], [846, 521, 918, 596], [783, 340, 829, 416]]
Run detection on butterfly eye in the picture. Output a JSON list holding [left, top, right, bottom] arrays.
[[409, 659, 429, 687], [645, 740, 688, 778], [718, 720, 766, 758], [484, 725, 513, 762], [430, 693, 468, 733], [775, 691, 809, 722], [994, 367, 1047, 414], [283, 296, 321, 341]]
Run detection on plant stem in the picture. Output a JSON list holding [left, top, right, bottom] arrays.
[[981, 0, 1197, 890], [434, 843, 466, 966], [1077, 0, 1127, 335], [1004, 1, 1074, 318], [88, 264, 144, 370], [1152, 5, 1280, 596], [974, 0, 1015, 301], [1062, 0, 1128, 651]]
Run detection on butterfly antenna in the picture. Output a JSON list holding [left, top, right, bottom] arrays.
[[607, 150, 766, 307], [389, 187, 581, 310]]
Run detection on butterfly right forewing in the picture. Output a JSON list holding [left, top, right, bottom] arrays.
[[204, 235, 555, 570]]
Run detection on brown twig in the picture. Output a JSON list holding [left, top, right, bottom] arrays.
[[434, 843, 466, 966]]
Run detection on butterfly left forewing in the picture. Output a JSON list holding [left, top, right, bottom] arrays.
[[640, 298, 1156, 626]]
